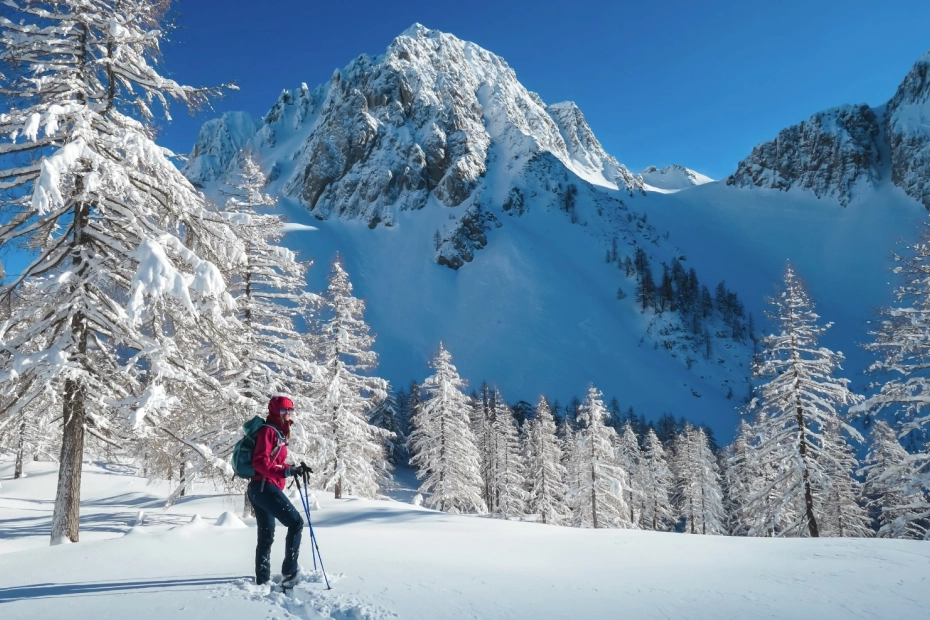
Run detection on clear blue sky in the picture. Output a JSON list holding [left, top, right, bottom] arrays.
[[164, 1, 929, 180]]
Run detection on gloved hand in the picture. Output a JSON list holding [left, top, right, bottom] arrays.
[[286, 463, 311, 478]]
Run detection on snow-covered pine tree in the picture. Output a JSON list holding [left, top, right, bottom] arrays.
[[725, 420, 759, 536], [525, 397, 569, 525], [217, 151, 318, 409], [640, 428, 675, 531], [490, 389, 526, 519], [672, 425, 727, 535], [819, 419, 871, 537], [746, 265, 862, 537], [616, 423, 643, 526], [370, 387, 408, 465], [0, 0, 234, 544], [408, 344, 486, 514], [569, 385, 630, 528], [311, 257, 389, 499], [853, 225, 930, 537], [861, 420, 928, 539], [471, 383, 496, 512]]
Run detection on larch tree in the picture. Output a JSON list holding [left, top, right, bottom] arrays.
[[490, 389, 526, 519], [311, 257, 389, 499], [616, 423, 643, 526], [0, 0, 235, 544], [746, 265, 862, 538], [408, 343, 486, 514], [640, 428, 674, 531], [819, 419, 871, 537], [861, 420, 928, 539], [725, 420, 759, 536], [672, 425, 727, 535], [853, 224, 930, 536], [525, 397, 569, 525], [569, 385, 630, 529]]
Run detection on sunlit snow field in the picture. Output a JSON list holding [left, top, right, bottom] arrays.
[[2, 458, 928, 619]]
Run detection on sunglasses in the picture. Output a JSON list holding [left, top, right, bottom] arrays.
[[282, 408, 295, 415]]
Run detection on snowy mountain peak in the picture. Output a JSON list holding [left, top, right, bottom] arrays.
[[640, 165, 714, 192], [184, 25, 642, 231], [727, 49, 930, 209]]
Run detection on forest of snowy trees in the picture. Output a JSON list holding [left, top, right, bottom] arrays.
[[0, 0, 928, 548]]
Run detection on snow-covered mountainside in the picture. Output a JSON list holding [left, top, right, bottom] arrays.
[[640, 165, 714, 192], [186, 24, 641, 225], [184, 28, 930, 440], [727, 51, 930, 209]]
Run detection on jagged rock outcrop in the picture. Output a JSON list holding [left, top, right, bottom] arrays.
[[184, 25, 641, 267], [184, 111, 258, 188], [727, 104, 882, 206], [886, 52, 930, 210], [727, 50, 930, 209]]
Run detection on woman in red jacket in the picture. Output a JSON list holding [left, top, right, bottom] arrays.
[[248, 395, 307, 586]]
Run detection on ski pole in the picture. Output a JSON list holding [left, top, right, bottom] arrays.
[[296, 468, 331, 590], [293, 474, 318, 571]]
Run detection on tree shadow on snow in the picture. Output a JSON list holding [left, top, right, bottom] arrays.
[[0, 576, 246, 603], [312, 503, 450, 527], [0, 509, 192, 540]]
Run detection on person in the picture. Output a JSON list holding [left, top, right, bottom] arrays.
[[248, 395, 308, 586]]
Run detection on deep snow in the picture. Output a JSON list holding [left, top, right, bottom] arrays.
[[2, 459, 929, 619]]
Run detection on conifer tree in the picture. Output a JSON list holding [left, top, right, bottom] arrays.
[[0, 0, 233, 544], [640, 428, 674, 531], [569, 385, 630, 528], [819, 419, 871, 537], [672, 426, 727, 535], [370, 387, 408, 465], [311, 257, 389, 499], [491, 390, 526, 518], [854, 224, 930, 537], [409, 345, 486, 514], [746, 265, 862, 537], [525, 397, 569, 525], [616, 423, 643, 526], [861, 420, 927, 539]]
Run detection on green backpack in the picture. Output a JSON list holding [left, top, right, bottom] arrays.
[[231, 416, 284, 479]]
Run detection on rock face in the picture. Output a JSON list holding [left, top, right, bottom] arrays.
[[886, 52, 930, 210], [727, 51, 930, 209], [185, 24, 641, 268]]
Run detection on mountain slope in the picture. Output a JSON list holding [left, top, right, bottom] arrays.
[[185, 29, 930, 439], [641, 165, 714, 192]]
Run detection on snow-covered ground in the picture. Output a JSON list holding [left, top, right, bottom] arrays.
[[2, 459, 928, 619]]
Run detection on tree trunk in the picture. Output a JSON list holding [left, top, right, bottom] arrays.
[[179, 459, 186, 497], [50, 375, 86, 544], [50, 195, 89, 546], [797, 404, 820, 537], [14, 413, 26, 479]]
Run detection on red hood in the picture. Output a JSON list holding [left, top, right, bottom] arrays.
[[266, 396, 293, 436]]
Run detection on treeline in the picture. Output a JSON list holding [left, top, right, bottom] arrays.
[[373, 260, 930, 539]]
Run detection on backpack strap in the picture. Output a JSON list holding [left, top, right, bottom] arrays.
[[262, 424, 286, 461]]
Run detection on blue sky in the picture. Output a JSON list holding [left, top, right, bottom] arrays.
[[160, 0, 930, 180]]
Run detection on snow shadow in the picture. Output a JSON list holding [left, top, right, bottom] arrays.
[[0, 576, 245, 603], [311, 503, 436, 527]]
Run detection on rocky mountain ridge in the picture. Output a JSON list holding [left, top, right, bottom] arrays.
[[727, 51, 930, 209], [186, 25, 642, 236]]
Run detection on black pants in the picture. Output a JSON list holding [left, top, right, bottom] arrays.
[[247, 480, 303, 584]]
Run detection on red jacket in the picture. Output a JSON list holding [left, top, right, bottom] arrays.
[[251, 407, 291, 490]]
